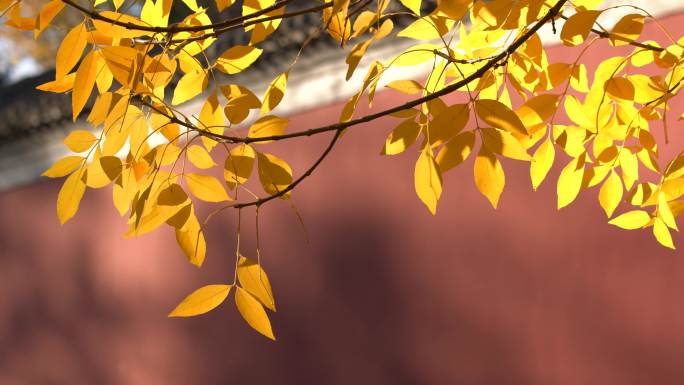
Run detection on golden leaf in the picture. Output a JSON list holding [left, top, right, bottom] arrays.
[[414, 145, 442, 215], [235, 287, 275, 340], [237, 255, 276, 311], [169, 285, 232, 317]]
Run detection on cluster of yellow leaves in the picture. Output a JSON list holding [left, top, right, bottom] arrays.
[[5, 0, 684, 339], [338, 1, 684, 249]]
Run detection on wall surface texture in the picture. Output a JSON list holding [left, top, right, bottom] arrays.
[[1, 12, 684, 385]]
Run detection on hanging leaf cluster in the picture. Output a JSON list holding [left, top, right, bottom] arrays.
[[4, 0, 684, 338]]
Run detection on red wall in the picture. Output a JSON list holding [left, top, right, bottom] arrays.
[[1, 12, 684, 385]]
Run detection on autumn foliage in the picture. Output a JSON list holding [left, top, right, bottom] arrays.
[[2, 0, 684, 339]]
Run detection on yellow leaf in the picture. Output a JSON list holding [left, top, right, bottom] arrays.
[[224, 144, 256, 189], [474, 147, 505, 209], [662, 178, 684, 201], [57, 169, 86, 225], [653, 218, 675, 249], [658, 193, 678, 230], [248, 116, 288, 141], [216, 46, 263, 74], [414, 146, 442, 215], [605, 77, 635, 101], [72, 51, 99, 121], [55, 22, 88, 79], [560, 10, 601, 46], [36, 73, 76, 93], [530, 137, 555, 190], [221, 84, 262, 125], [323, 8, 351, 44], [261, 72, 288, 115], [198, 91, 225, 150], [516, 94, 560, 129], [101, 46, 138, 89], [187, 145, 216, 169], [215, 0, 235, 12], [475, 99, 528, 136], [436, 131, 475, 173], [429, 103, 469, 146], [235, 287, 275, 340], [610, 14, 644, 46], [608, 210, 650, 229], [175, 208, 206, 266], [399, 0, 421, 15], [181, 0, 198, 11], [257, 152, 293, 198], [87, 156, 122, 188], [599, 170, 623, 217], [481, 127, 531, 161], [172, 70, 208, 105], [382, 119, 421, 155], [237, 255, 276, 311], [386, 80, 423, 95], [35, 0, 64, 38], [557, 155, 585, 209], [397, 15, 454, 40], [185, 173, 230, 202], [42, 156, 84, 178], [168, 285, 231, 317], [393, 44, 441, 66], [64, 130, 97, 153]]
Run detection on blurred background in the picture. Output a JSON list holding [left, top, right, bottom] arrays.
[[2, 1, 684, 384]]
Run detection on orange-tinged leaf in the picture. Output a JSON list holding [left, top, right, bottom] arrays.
[[169, 285, 231, 317], [608, 210, 650, 229], [57, 169, 86, 225], [73, 51, 99, 120], [474, 147, 505, 209], [237, 255, 276, 311], [414, 146, 442, 215], [64, 130, 97, 153], [605, 77, 635, 101], [235, 287, 275, 340], [35, 0, 64, 38], [42, 156, 84, 178], [36, 73, 76, 93], [610, 14, 645, 46], [55, 22, 88, 79], [185, 173, 230, 202], [560, 10, 601, 46]]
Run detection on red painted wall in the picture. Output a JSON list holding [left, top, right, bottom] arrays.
[[1, 12, 684, 385]]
